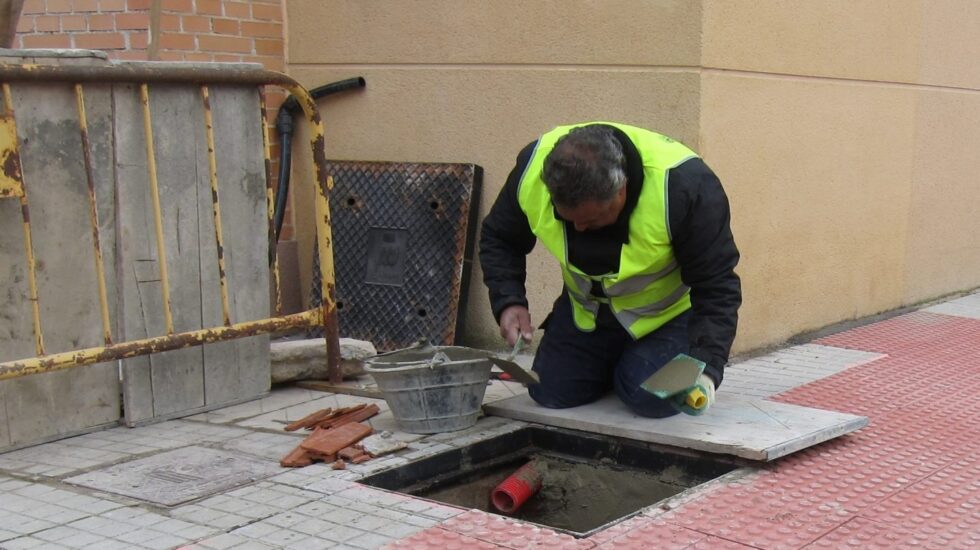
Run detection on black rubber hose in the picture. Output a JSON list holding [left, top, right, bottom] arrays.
[[272, 76, 366, 257]]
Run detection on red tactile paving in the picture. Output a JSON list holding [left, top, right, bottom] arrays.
[[383, 527, 503, 549], [439, 510, 596, 549], [862, 458, 980, 546], [591, 517, 706, 549], [388, 310, 980, 548], [802, 517, 924, 549]]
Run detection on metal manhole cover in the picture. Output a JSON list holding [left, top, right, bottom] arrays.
[[64, 446, 279, 506]]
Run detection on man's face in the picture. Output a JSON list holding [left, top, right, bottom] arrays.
[[554, 184, 628, 232]]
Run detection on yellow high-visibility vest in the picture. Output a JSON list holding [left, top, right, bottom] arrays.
[[518, 122, 696, 337]]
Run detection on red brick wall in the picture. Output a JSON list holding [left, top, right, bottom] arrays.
[[16, 0, 284, 67], [14, 0, 294, 240]]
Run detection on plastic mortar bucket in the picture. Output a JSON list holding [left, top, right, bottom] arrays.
[[364, 345, 493, 434]]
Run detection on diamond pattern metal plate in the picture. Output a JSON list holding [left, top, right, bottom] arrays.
[[310, 161, 481, 351], [64, 446, 279, 506]]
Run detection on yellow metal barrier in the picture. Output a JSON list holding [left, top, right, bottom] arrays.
[[0, 63, 342, 383]]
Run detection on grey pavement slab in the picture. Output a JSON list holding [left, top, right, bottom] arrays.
[[484, 393, 867, 461], [64, 446, 280, 506], [185, 386, 329, 425], [722, 343, 886, 398], [922, 290, 980, 319]]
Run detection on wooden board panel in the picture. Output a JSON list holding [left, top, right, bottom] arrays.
[[116, 84, 206, 424], [117, 82, 269, 426], [0, 81, 121, 450], [199, 85, 270, 406]]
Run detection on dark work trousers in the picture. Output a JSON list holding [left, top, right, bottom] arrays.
[[527, 292, 691, 418]]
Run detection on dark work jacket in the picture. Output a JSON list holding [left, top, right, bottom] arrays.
[[479, 126, 741, 385]]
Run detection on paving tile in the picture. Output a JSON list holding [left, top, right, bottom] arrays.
[[440, 510, 593, 549], [803, 516, 924, 549], [284, 537, 338, 549], [290, 517, 337, 537], [218, 430, 305, 461], [723, 344, 885, 399], [347, 531, 396, 549], [81, 539, 133, 550], [383, 527, 502, 549], [860, 458, 980, 544], [267, 464, 354, 493], [591, 517, 705, 549], [234, 395, 353, 431], [32, 525, 82, 542], [685, 536, 757, 549], [921, 291, 980, 320], [69, 514, 141, 538], [308, 521, 365, 543], [375, 521, 427, 539], [143, 533, 193, 550], [659, 478, 853, 548], [186, 387, 328, 424], [57, 531, 106, 547], [256, 526, 310, 546], [100, 506, 169, 528], [0, 513, 54, 536], [191, 532, 257, 549], [0, 538, 60, 549]]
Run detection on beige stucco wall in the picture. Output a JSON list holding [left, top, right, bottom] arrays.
[[286, 0, 980, 355], [700, 0, 980, 346], [285, 0, 703, 350]]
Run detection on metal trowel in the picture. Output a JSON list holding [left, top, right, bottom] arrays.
[[640, 354, 709, 414], [486, 338, 540, 385]]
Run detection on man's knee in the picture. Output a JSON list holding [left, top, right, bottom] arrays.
[[528, 383, 602, 409], [617, 388, 680, 418]]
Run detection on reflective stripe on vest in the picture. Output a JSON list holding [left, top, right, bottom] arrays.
[[518, 122, 696, 338]]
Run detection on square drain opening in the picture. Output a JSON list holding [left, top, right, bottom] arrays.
[[361, 426, 741, 536]]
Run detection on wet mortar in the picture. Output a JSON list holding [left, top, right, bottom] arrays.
[[360, 426, 739, 536], [418, 452, 695, 533]]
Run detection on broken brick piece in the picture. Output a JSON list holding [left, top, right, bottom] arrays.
[[300, 422, 373, 457], [351, 454, 371, 464], [280, 445, 314, 468], [316, 404, 380, 430], [338, 446, 367, 461], [284, 408, 335, 432], [330, 459, 346, 470], [307, 451, 337, 463]]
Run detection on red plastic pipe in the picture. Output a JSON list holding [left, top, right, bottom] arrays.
[[491, 461, 543, 514]]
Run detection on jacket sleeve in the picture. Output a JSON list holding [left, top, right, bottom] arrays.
[[479, 141, 539, 322], [667, 158, 742, 387]]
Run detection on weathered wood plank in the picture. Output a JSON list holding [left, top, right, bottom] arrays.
[[116, 83, 206, 424], [0, 80, 120, 449], [198, 85, 270, 406], [119, 81, 270, 425]]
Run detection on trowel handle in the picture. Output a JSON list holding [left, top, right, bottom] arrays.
[[671, 380, 712, 416]]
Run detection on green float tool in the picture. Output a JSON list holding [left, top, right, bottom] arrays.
[[640, 354, 710, 415]]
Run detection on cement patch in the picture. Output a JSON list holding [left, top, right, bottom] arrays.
[[64, 446, 279, 506]]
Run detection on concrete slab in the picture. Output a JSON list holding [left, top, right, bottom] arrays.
[[64, 446, 279, 506], [922, 291, 980, 319], [483, 394, 867, 461]]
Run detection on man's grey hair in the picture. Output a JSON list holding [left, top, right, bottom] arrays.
[[541, 125, 627, 208]]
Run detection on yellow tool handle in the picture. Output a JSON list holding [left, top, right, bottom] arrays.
[[684, 385, 708, 410]]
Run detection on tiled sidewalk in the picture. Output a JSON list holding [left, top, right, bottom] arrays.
[[1, 291, 979, 549]]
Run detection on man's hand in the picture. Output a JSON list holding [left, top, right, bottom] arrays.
[[499, 305, 533, 347], [674, 373, 716, 416]]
